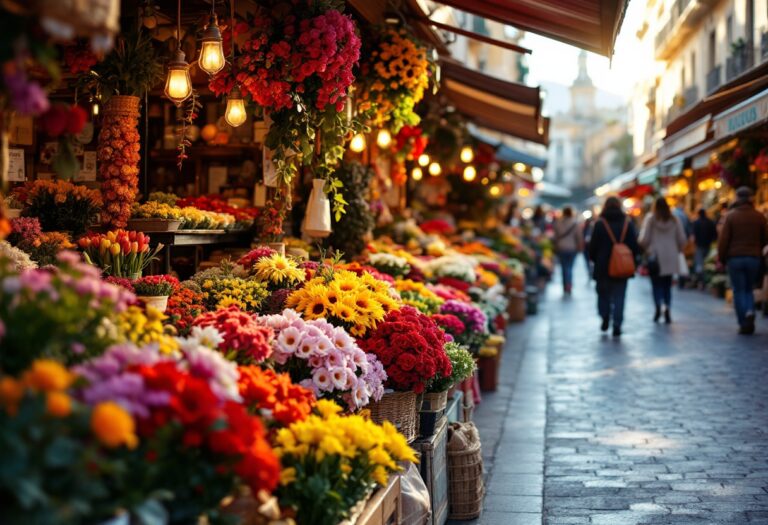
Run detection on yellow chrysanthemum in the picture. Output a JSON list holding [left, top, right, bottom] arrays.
[[253, 253, 305, 286]]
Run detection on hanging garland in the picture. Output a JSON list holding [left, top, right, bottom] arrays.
[[209, 0, 363, 217], [357, 26, 437, 133]]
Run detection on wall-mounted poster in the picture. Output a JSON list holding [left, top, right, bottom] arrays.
[[8, 149, 26, 182]]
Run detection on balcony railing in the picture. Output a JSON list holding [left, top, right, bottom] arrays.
[[726, 42, 754, 82], [654, 0, 695, 57], [682, 85, 699, 109], [706, 65, 722, 94]]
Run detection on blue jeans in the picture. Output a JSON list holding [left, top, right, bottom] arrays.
[[559, 251, 577, 289], [596, 279, 628, 329], [727, 256, 761, 326], [694, 245, 709, 277], [651, 275, 673, 308]]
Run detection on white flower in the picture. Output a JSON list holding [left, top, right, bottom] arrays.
[[312, 367, 332, 391], [329, 367, 348, 390], [277, 326, 301, 354], [186, 325, 225, 349]]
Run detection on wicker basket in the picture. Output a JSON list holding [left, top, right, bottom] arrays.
[[421, 391, 448, 413], [447, 422, 484, 520], [368, 391, 418, 443], [106, 95, 140, 118]]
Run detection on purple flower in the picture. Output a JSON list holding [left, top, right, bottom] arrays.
[[4, 68, 50, 116], [440, 300, 488, 333]]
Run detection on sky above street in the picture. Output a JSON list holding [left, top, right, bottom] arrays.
[[522, 0, 646, 102]]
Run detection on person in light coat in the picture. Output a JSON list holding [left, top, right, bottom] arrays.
[[639, 197, 687, 323], [553, 206, 584, 296]]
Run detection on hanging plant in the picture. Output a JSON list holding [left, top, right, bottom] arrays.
[[357, 26, 437, 133], [209, 1, 362, 217], [177, 90, 202, 169]]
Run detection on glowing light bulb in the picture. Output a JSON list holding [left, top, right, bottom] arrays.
[[428, 162, 441, 176], [460, 145, 474, 163], [418, 153, 430, 167], [463, 165, 477, 182], [376, 129, 392, 148], [92, 103, 99, 116], [411, 167, 423, 181], [198, 14, 226, 76], [349, 133, 366, 153], [513, 162, 527, 173], [164, 50, 192, 105], [489, 184, 501, 197], [224, 86, 247, 127]]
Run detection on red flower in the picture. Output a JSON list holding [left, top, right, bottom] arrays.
[[193, 306, 274, 363]]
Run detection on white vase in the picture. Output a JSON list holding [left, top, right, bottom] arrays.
[[138, 295, 169, 313], [303, 178, 331, 238]]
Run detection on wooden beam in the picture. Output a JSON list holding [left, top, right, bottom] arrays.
[[418, 17, 532, 55]]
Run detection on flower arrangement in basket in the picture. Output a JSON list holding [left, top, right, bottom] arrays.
[[260, 308, 386, 410], [14, 179, 101, 236], [132, 274, 178, 312], [357, 26, 437, 132], [78, 230, 163, 278], [274, 399, 417, 525], [209, 1, 363, 217]]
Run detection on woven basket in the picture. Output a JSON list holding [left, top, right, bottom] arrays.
[[447, 422, 484, 520], [368, 391, 418, 443], [421, 391, 448, 413], [105, 95, 140, 118]]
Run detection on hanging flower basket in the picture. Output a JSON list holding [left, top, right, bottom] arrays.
[[367, 390, 418, 443]]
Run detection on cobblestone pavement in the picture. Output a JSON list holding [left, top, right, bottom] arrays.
[[469, 270, 768, 525]]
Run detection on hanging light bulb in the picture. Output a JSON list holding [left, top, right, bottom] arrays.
[[198, 4, 225, 76], [165, 0, 192, 105], [349, 133, 366, 153], [92, 102, 100, 116], [428, 162, 441, 176], [460, 145, 474, 163], [411, 167, 423, 181], [418, 153, 430, 167], [489, 184, 502, 197], [224, 85, 247, 127], [463, 165, 477, 182], [376, 129, 392, 148]]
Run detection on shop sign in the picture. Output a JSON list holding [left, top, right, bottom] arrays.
[[660, 117, 709, 159], [714, 89, 768, 139]]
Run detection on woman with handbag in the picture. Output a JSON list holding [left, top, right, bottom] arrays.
[[639, 197, 687, 324]]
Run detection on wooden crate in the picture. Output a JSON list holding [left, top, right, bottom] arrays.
[[355, 473, 401, 525], [413, 417, 449, 525], [445, 392, 463, 423]]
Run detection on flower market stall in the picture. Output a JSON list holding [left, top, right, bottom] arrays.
[[0, 0, 550, 523]]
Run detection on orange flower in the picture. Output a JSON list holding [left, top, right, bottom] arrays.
[[23, 360, 74, 392], [46, 391, 72, 417], [91, 401, 139, 449]]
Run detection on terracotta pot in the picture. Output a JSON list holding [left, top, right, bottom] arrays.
[[137, 295, 169, 312], [478, 354, 500, 392]]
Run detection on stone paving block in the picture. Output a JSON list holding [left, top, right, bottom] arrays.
[[477, 512, 541, 525], [483, 495, 542, 513]]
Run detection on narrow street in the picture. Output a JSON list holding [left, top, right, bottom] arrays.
[[470, 268, 768, 525]]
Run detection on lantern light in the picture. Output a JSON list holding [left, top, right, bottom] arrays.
[[463, 165, 477, 182], [198, 7, 226, 76], [428, 162, 441, 176], [376, 129, 392, 148], [92, 102, 99, 116], [349, 133, 366, 153], [165, 49, 193, 105], [418, 153, 430, 167], [224, 85, 247, 127], [411, 167, 423, 181], [460, 145, 474, 163]]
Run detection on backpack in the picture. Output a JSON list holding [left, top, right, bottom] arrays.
[[600, 218, 636, 278]]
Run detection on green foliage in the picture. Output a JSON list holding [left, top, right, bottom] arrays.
[[82, 29, 163, 100], [428, 342, 476, 393], [324, 161, 375, 258]]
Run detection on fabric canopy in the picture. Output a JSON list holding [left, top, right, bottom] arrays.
[[470, 128, 547, 167], [441, 60, 549, 145], [434, 0, 629, 57]]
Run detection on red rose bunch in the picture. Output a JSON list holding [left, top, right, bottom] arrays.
[[39, 104, 88, 137], [238, 365, 315, 427], [165, 287, 206, 335], [193, 306, 274, 363], [359, 306, 451, 393], [98, 109, 141, 228], [431, 313, 465, 342], [133, 361, 280, 495]]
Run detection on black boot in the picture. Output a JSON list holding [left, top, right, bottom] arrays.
[[653, 306, 661, 323], [664, 307, 671, 324], [601, 317, 609, 332], [612, 326, 622, 337]]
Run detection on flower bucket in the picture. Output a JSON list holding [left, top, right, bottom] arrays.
[[477, 354, 499, 392], [368, 391, 418, 443], [507, 291, 526, 322], [137, 295, 168, 312]]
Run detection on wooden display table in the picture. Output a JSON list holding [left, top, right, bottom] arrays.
[[148, 230, 251, 273]]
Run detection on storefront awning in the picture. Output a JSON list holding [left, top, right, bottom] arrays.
[[660, 156, 685, 178], [469, 129, 547, 167], [441, 60, 549, 145], [535, 181, 572, 199], [659, 116, 710, 161], [637, 165, 659, 185], [712, 87, 768, 140], [433, 0, 629, 57]]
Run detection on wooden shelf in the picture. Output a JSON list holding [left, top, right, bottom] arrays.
[[149, 144, 261, 162]]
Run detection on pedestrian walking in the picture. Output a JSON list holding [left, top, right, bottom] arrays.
[[692, 208, 717, 286], [589, 196, 640, 337], [583, 216, 594, 280], [639, 197, 687, 323], [554, 207, 584, 296], [717, 187, 768, 335], [673, 202, 693, 289]]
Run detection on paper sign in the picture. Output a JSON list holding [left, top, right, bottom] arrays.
[[8, 149, 26, 181], [76, 151, 97, 181]]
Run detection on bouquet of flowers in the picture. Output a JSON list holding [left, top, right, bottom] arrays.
[[79, 230, 163, 278], [358, 27, 435, 132], [14, 179, 102, 235], [131, 201, 184, 221], [193, 306, 274, 363], [250, 253, 305, 291], [368, 252, 410, 278], [0, 251, 135, 373], [260, 309, 386, 410], [359, 306, 451, 393], [199, 276, 270, 312], [238, 365, 316, 427], [286, 269, 399, 337], [23, 232, 76, 266], [38, 103, 89, 179], [425, 254, 478, 284], [438, 300, 489, 352], [0, 241, 37, 272], [0, 359, 140, 523], [427, 342, 476, 393], [394, 279, 444, 314], [132, 274, 178, 297], [164, 286, 206, 336], [274, 400, 417, 525]]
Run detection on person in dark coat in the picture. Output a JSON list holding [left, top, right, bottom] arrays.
[[588, 196, 641, 337], [692, 208, 717, 285]]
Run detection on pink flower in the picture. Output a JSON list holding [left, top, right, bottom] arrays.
[[312, 367, 332, 391]]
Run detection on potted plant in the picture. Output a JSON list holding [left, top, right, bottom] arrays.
[[78, 230, 163, 278], [132, 274, 177, 312], [14, 179, 102, 236], [421, 342, 475, 436]]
